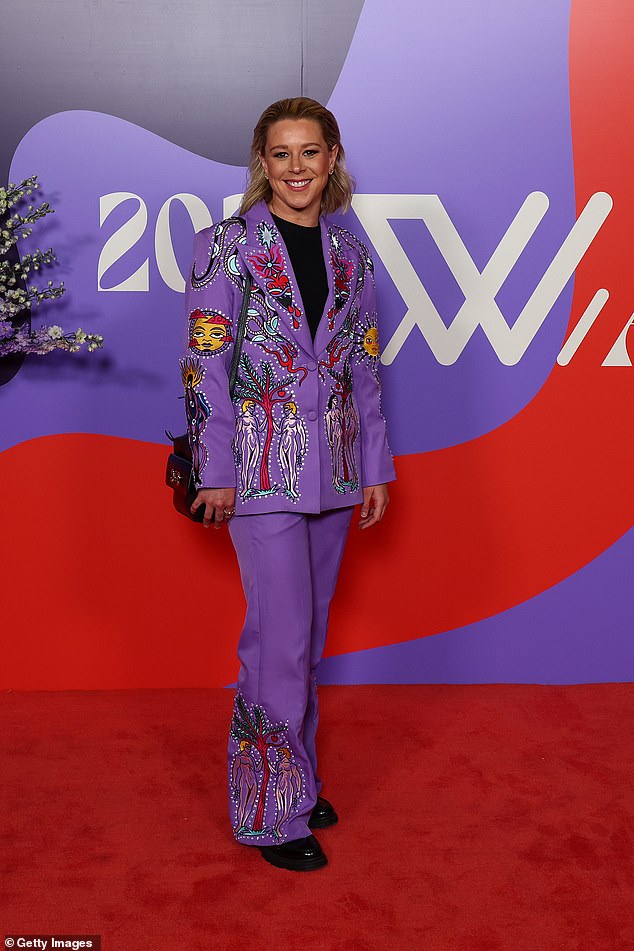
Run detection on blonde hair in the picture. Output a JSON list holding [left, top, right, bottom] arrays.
[[239, 97, 354, 216]]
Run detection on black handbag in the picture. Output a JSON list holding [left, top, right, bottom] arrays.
[[166, 269, 252, 522]]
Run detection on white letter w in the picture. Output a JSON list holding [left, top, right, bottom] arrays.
[[352, 192, 612, 366]]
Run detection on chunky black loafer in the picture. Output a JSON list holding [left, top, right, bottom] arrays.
[[259, 834, 327, 871], [308, 796, 339, 829]]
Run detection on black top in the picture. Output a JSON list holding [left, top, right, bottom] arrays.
[[272, 213, 329, 341]]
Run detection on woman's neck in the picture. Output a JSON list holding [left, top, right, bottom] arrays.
[[267, 202, 320, 228]]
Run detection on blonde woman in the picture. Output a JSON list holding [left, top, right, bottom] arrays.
[[181, 97, 395, 871]]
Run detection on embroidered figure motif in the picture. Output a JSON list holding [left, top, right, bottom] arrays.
[[275, 401, 308, 500], [324, 392, 345, 493], [233, 400, 262, 499], [324, 358, 359, 493], [342, 387, 360, 490], [233, 353, 295, 497], [231, 740, 262, 834], [248, 220, 302, 328], [271, 747, 303, 838], [229, 693, 305, 840], [180, 356, 211, 485], [188, 308, 233, 355]]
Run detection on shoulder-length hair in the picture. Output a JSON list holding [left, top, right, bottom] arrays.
[[239, 97, 354, 217]]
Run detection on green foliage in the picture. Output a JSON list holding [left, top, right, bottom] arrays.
[[234, 352, 295, 404]]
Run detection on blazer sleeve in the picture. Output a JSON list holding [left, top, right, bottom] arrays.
[[180, 225, 240, 489], [351, 251, 397, 487]]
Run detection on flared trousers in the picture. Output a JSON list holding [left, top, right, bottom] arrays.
[[226, 506, 354, 846]]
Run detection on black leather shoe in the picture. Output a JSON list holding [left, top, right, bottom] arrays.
[[308, 796, 339, 829], [259, 834, 327, 871]]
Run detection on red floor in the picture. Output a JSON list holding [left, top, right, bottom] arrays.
[[2, 684, 633, 950]]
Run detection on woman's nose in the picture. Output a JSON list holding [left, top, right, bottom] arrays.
[[289, 154, 305, 172]]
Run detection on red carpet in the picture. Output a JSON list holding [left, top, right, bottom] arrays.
[[2, 685, 633, 950]]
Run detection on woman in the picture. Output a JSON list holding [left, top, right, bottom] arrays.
[[181, 97, 396, 871]]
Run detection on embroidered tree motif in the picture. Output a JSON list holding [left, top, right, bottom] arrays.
[[233, 353, 294, 493], [230, 694, 287, 833]]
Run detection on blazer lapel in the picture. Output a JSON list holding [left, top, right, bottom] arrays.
[[236, 201, 363, 363], [312, 221, 361, 357], [238, 201, 316, 360]]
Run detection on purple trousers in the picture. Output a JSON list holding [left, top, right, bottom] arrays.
[[226, 506, 354, 846]]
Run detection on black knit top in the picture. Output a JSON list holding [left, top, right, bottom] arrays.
[[272, 213, 329, 341]]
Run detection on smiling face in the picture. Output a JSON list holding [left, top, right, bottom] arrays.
[[259, 118, 338, 226]]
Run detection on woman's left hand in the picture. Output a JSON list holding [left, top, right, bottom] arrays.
[[358, 483, 390, 530]]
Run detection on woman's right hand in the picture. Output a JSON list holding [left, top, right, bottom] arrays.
[[190, 487, 236, 529]]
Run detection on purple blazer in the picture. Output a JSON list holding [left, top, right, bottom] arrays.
[[180, 198, 396, 515]]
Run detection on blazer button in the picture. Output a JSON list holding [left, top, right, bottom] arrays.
[[306, 359, 317, 371], [307, 410, 318, 421]]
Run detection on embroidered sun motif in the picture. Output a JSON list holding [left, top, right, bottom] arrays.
[[354, 312, 380, 371], [188, 308, 233, 355]]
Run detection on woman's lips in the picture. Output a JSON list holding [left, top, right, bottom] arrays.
[[285, 179, 311, 190]]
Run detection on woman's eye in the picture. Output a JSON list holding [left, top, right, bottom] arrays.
[[273, 152, 288, 159]]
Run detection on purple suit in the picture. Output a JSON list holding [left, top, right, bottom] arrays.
[[180, 199, 395, 845]]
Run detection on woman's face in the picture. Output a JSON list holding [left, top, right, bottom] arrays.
[[260, 118, 337, 226], [190, 316, 230, 352], [363, 326, 379, 357]]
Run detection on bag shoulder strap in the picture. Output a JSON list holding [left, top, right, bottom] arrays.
[[228, 254, 252, 399]]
